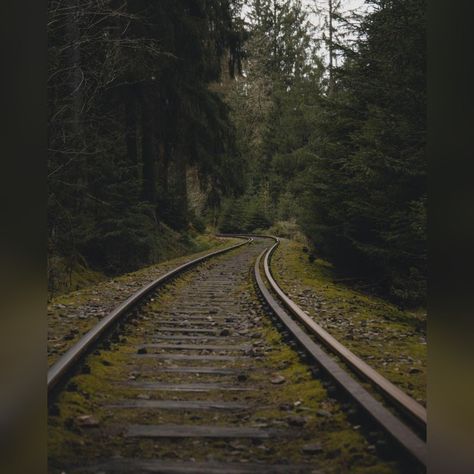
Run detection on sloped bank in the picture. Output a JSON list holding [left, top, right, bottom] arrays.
[[48, 234, 240, 366], [269, 238, 427, 405]]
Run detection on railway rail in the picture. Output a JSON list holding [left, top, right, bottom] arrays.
[[254, 237, 426, 466], [48, 235, 426, 473], [48, 237, 251, 393]]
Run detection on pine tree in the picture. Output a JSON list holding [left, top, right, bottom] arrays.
[[48, 0, 245, 287], [300, 0, 426, 305]]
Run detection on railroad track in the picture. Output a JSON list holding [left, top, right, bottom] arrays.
[[255, 238, 426, 464], [48, 236, 426, 473]]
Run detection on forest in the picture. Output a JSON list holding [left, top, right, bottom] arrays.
[[48, 0, 426, 306]]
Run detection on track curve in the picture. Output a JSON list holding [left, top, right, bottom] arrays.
[[254, 236, 426, 466]]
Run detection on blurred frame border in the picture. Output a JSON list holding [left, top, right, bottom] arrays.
[[0, 0, 47, 473], [429, 1, 474, 473]]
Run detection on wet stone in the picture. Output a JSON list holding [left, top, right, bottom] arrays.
[[271, 375, 286, 385], [237, 373, 248, 382], [75, 415, 100, 428], [302, 444, 324, 455], [287, 415, 307, 427]]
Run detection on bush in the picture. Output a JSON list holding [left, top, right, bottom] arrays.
[[218, 198, 247, 233]]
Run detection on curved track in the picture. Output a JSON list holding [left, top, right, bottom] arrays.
[[48, 235, 426, 473], [48, 237, 251, 393], [262, 238, 427, 426], [255, 238, 426, 466]]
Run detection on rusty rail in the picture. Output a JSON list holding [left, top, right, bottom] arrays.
[[48, 237, 251, 393], [263, 238, 427, 427], [253, 237, 427, 466]]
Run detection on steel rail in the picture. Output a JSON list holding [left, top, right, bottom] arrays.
[[254, 245, 427, 466], [262, 238, 427, 427], [48, 237, 252, 393]]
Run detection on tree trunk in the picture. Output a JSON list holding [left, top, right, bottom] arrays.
[[65, 0, 86, 212], [141, 95, 156, 203], [328, 0, 334, 95], [173, 143, 188, 229], [124, 86, 138, 171], [66, 0, 82, 138]]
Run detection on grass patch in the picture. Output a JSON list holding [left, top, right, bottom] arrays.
[[270, 238, 427, 404]]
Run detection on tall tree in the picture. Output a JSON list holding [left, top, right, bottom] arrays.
[[300, 0, 426, 305], [48, 0, 245, 291]]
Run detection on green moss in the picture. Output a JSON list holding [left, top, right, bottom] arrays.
[[49, 243, 414, 473], [270, 238, 427, 404], [49, 233, 240, 299], [48, 236, 242, 366]]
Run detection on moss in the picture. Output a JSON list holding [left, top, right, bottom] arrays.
[[48, 236, 242, 366], [49, 242, 415, 473], [270, 238, 427, 404], [49, 233, 240, 299]]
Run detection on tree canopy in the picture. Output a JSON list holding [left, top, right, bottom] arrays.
[[48, 0, 426, 306]]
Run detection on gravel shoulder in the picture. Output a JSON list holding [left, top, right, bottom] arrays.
[[48, 236, 241, 367], [270, 238, 427, 405], [49, 239, 406, 474]]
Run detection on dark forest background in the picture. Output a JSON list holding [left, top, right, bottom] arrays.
[[48, 0, 426, 306]]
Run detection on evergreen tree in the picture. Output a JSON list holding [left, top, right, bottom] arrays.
[[48, 0, 245, 290], [300, 0, 426, 305]]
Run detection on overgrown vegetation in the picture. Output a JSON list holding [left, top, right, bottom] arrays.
[[48, 1, 426, 306], [219, 0, 426, 306], [48, 0, 247, 292], [271, 238, 427, 403]]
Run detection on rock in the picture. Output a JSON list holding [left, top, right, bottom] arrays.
[[279, 403, 292, 411], [287, 415, 307, 427], [220, 329, 230, 337], [66, 382, 78, 392], [302, 443, 323, 454], [310, 367, 320, 377], [229, 441, 246, 451], [49, 404, 60, 417], [316, 409, 331, 418], [326, 448, 341, 459], [368, 431, 379, 440], [137, 347, 147, 354], [76, 415, 99, 427], [237, 373, 248, 382], [376, 439, 387, 448], [409, 367, 422, 374], [270, 375, 286, 385], [81, 365, 91, 374]]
